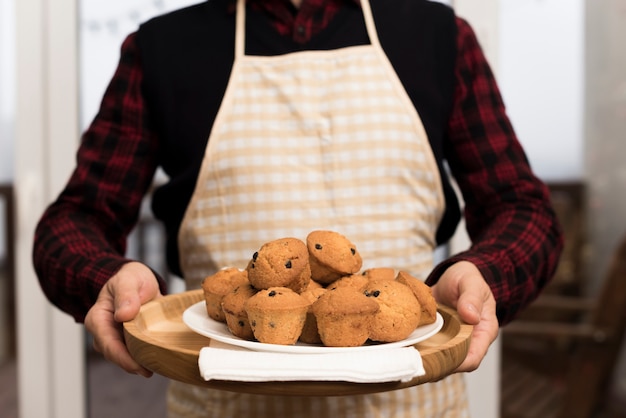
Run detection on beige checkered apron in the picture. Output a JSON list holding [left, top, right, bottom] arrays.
[[171, 0, 470, 415]]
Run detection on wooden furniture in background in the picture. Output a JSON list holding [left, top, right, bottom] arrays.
[[540, 182, 587, 296], [0, 184, 15, 360], [500, 231, 626, 418]]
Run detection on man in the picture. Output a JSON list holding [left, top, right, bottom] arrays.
[[34, 0, 563, 416]]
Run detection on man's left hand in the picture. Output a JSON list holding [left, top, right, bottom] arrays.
[[430, 260, 499, 372]]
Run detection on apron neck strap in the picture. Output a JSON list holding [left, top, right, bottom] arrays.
[[360, 0, 382, 48], [235, 0, 246, 59], [234, 0, 381, 59]]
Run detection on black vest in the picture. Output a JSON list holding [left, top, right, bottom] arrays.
[[137, 0, 460, 276]]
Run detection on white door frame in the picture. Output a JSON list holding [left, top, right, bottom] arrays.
[[15, 0, 86, 417]]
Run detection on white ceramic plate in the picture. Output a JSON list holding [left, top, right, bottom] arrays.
[[182, 301, 444, 354]]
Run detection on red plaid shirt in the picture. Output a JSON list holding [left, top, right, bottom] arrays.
[[34, 0, 563, 324]]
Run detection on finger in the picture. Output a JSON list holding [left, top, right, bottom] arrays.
[[86, 278, 153, 377], [86, 305, 153, 377], [100, 329, 153, 378], [455, 324, 495, 372], [456, 299, 499, 372]]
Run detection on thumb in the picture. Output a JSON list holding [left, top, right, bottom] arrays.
[[432, 261, 486, 325], [111, 281, 142, 323], [110, 262, 161, 323], [456, 285, 482, 325]]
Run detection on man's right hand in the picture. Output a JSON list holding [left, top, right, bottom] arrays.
[[84, 261, 163, 377]]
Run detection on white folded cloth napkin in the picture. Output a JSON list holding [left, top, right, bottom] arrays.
[[198, 340, 425, 383]]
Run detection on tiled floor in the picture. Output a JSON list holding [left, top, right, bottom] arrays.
[[0, 352, 169, 418], [0, 359, 18, 418], [87, 351, 169, 418]]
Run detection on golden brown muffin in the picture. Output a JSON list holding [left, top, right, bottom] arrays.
[[396, 271, 438, 326], [326, 273, 369, 292], [306, 230, 363, 285], [364, 279, 421, 342], [303, 278, 324, 291], [220, 282, 258, 341], [246, 237, 311, 293], [201, 267, 249, 323], [244, 287, 310, 345], [298, 287, 327, 344], [361, 267, 396, 281], [311, 287, 379, 347]]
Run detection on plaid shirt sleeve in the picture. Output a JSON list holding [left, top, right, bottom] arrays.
[[425, 18, 564, 325], [32, 33, 165, 323]]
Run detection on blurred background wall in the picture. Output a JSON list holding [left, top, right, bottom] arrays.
[[585, 0, 626, 401]]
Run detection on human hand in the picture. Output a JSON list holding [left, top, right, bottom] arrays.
[[84, 261, 163, 377], [430, 261, 499, 372]]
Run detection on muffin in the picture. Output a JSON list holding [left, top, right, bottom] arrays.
[[396, 271, 438, 326], [246, 237, 311, 293], [220, 282, 258, 340], [327, 273, 369, 292], [364, 279, 421, 342], [306, 230, 363, 284], [311, 287, 379, 347], [244, 287, 310, 345], [298, 287, 327, 344], [201, 267, 249, 323], [361, 267, 396, 281], [303, 278, 324, 291]]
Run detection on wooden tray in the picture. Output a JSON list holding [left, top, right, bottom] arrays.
[[123, 289, 472, 396]]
